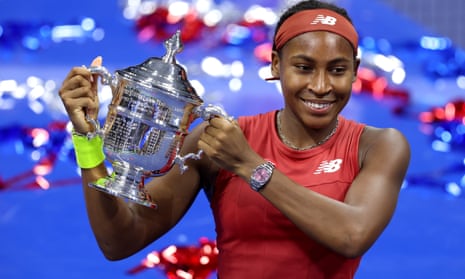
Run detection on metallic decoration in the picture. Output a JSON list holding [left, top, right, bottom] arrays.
[[87, 31, 229, 208]]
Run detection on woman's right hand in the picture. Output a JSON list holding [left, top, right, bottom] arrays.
[[58, 56, 102, 134]]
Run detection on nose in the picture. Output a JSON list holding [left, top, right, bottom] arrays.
[[308, 70, 332, 95]]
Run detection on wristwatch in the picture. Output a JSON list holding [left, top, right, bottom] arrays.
[[249, 161, 275, 191]]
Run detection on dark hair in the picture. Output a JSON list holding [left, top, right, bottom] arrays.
[[272, 0, 353, 51]]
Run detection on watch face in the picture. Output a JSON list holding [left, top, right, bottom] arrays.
[[252, 167, 270, 183], [250, 162, 275, 191]]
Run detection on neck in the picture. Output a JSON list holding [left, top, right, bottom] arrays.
[[276, 110, 338, 151]]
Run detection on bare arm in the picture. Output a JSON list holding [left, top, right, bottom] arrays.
[[258, 128, 410, 257], [79, 126, 206, 260], [59, 59, 207, 260], [200, 118, 410, 258]]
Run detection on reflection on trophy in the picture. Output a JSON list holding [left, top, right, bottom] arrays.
[[86, 31, 228, 208]]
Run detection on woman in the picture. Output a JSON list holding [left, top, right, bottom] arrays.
[[59, 0, 410, 278]]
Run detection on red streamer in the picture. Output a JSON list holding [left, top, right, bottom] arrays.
[[127, 238, 218, 279]]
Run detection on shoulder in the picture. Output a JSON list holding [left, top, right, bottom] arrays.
[[238, 111, 276, 125], [361, 126, 408, 148], [238, 110, 277, 134], [359, 125, 410, 169]]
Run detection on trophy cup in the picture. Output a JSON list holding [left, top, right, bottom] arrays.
[[85, 31, 228, 208]]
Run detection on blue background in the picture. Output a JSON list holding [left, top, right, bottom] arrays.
[[1, 0, 464, 278]]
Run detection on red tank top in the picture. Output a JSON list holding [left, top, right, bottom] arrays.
[[211, 111, 365, 279]]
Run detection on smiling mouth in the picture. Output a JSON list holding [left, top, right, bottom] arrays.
[[302, 100, 334, 110]]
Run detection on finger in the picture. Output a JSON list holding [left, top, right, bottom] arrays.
[[89, 56, 102, 89], [59, 78, 92, 103], [61, 67, 92, 87], [65, 73, 92, 89], [209, 116, 232, 128], [205, 122, 229, 138], [202, 124, 216, 137], [61, 88, 94, 105], [91, 56, 102, 67], [198, 133, 219, 158], [64, 95, 95, 115], [88, 57, 102, 119], [199, 128, 215, 143]]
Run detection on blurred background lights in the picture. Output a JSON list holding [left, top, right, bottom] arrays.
[[0, 79, 18, 93], [195, 0, 214, 14], [203, 9, 222, 27], [31, 150, 41, 161], [200, 57, 244, 85], [440, 130, 452, 143], [228, 78, 242, 92], [92, 28, 105, 41], [52, 25, 85, 42], [80, 17, 95, 31], [168, 1, 190, 21], [230, 61, 244, 77], [445, 182, 462, 197], [457, 75, 465, 89], [27, 76, 42, 88], [375, 38, 392, 54], [224, 24, 250, 45], [30, 128, 49, 148], [391, 68, 406, 84], [244, 5, 277, 25], [189, 80, 205, 97], [201, 56, 224, 77], [51, 17, 102, 43], [361, 36, 376, 50], [23, 36, 40, 50], [420, 36, 452, 50], [362, 53, 406, 84], [258, 65, 272, 81], [29, 85, 45, 102], [431, 139, 450, 152], [35, 176, 50, 190]]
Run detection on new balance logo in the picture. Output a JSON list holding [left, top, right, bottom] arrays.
[[311, 15, 337, 26], [313, 159, 343, 174]]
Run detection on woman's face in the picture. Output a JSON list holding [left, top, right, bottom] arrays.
[[271, 31, 359, 129]]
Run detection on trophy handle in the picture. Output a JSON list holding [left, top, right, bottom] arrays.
[[80, 115, 103, 139], [87, 66, 114, 87], [79, 65, 116, 139], [174, 104, 231, 174], [174, 149, 203, 174], [195, 104, 229, 121]]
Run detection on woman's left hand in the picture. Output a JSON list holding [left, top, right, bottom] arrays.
[[198, 117, 262, 176]]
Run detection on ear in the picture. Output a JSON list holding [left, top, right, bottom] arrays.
[[270, 50, 280, 79], [353, 57, 361, 82]]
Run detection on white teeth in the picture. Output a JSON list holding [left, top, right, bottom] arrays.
[[304, 101, 331, 109]]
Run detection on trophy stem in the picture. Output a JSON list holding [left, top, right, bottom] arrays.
[[89, 161, 157, 209]]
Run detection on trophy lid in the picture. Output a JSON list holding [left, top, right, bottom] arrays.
[[116, 30, 203, 105]]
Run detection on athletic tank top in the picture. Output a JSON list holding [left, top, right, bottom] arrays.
[[211, 110, 366, 279]]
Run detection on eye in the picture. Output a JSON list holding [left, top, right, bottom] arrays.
[[330, 66, 348, 75], [295, 64, 313, 72]]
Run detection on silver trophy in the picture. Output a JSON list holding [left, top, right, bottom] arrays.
[[86, 31, 228, 208]]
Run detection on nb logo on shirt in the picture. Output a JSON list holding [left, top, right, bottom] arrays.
[[311, 15, 337, 26], [313, 159, 343, 174]]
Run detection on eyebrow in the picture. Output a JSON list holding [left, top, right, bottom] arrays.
[[290, 54, 353, 65]]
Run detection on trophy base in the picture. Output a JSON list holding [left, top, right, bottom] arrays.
[[89, 175, 157, 209]]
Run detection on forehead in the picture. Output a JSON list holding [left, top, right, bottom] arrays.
[[282, 31, 355, 58]]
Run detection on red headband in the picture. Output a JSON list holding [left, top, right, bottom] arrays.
[[274, 9, 358, 53]]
